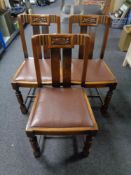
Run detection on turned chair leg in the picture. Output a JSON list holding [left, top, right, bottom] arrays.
[[101, 84, 117, 113], [15, 87, 28, 114], [29, 135, 41, 158], [82, 134, 94, 157]]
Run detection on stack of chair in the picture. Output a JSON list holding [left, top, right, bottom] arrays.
[[11, 14, 117, 158]]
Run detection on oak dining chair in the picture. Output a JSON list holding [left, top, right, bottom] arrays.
[[68, 14, 117, 112], [11, 14, 60, 114], [26, 33, 98, 158]]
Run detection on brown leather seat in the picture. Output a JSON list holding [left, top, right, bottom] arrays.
[[71, 59, 116, 84], [26, 87, 96, 131], [13, 57, 52, 84]]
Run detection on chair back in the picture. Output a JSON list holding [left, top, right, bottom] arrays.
[[18, 14, 61, 59], [32, 34, 91, 87], [69, 15, 110, 59]]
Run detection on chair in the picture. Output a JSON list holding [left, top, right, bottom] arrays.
[[11, 14, 60, 114], [26, 33, 98, 158], [69, 14, 117, 112]]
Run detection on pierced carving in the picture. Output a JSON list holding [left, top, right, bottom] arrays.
[[31, 16, 49, 25], [80, 16, 99, 26], [51, 37, 70, 45], [49, 36, 73, 48]]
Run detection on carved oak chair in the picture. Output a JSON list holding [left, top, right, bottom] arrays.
[[69, 15, 117, 112], [26, 33, 98, 158], [11, 14, 60, 114]]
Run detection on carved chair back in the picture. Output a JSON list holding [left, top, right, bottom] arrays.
[[69, 15, 110, 59], [32, 34, 91, 87], [18, 14, 61, 59]]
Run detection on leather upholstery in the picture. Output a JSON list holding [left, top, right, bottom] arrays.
[[14, 58, 116, 84], [26, 88, 94, 129], [71, 59, 116, 83], [14, 57, 51, 83]]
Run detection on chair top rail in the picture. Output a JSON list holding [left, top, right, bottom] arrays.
[[36, 33, 91, 48], [69, 14, 111, 27], [18, 14, 61, 26]]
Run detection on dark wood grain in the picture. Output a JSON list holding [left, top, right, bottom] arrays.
[[51, 48, 60, 86], [32, 36, 42, 86], [41, 26, 50, 59], [79, 26, 87, 59], [63, 48, 71, 86]]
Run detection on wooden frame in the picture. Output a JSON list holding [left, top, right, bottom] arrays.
[[11, 14, 61, 114], [25, 33, 98, 158], [69, 14, 117, 113]]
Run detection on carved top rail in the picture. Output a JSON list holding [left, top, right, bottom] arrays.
[[36, 34, 91, 48], [18, 14, 60, 26], [69, 15, 110, 27]]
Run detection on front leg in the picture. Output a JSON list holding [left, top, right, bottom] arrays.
[[29, 135, 41, 158], [15, 87, 28, 114], [101, 84, 117, 113], [82, 133, 96, 157]]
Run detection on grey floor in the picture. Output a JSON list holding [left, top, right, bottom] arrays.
[[0, 1, 131, 175]]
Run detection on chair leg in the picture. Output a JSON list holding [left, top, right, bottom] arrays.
[[15, 87, 28, 114], [29, 135, 41, 158], [101, 85, 117, 113], [82, 134, 93, 157]]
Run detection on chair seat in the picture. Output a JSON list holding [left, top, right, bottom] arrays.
[[26, 88, 98, 133], [13, 57, 52, 84], [71, 59, 117, 84], [13, 58, 116, 86]]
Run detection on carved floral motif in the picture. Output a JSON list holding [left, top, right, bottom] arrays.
[[80, 17, 98, 25], [31, 16, 49, 25], [51, 37, 71, 46], [50, 36, 73, 47]]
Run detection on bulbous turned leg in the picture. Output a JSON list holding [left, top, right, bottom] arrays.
[[82, 133, 95, 157], [15, 87, 28, 114], [101, 85, 117, 113], [29, 136, 41, 158]]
